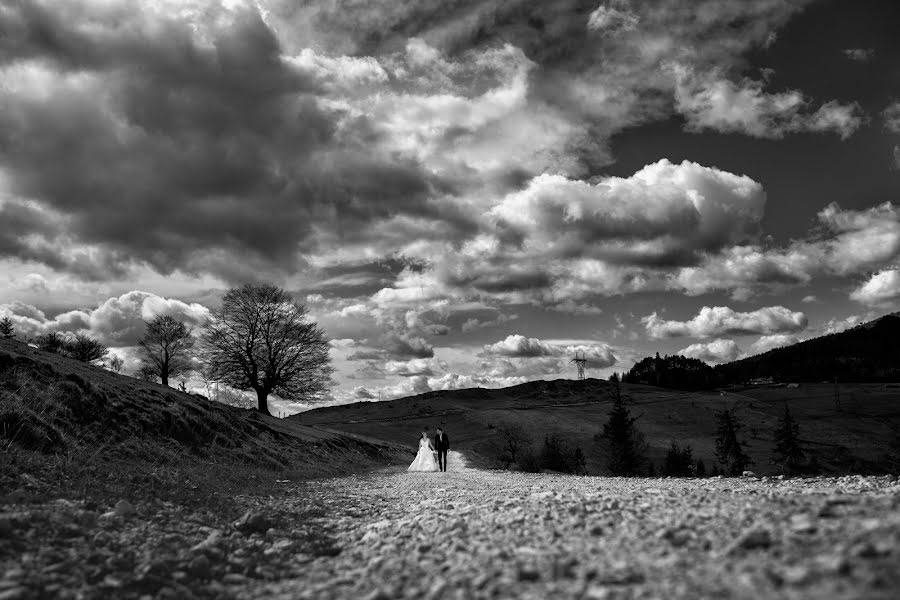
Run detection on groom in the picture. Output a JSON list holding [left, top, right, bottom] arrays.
[[434, 427, 450, 472]]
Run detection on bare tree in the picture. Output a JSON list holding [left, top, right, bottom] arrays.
[[35, 331, 66, 354], [65, 333, 108, 363], [138, 315, 195, 386], [497, 421, 532, 465], [107, 355, 124, 373], [200, 284, 333, 415], [136, 361, 160, 382]]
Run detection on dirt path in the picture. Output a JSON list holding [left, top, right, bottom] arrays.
[[3, 454, 898, 599], [241, 457, 900, 600]]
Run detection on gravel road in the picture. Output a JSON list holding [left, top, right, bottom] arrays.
[[247, 452, 900, 600], [3, 453, 898, 599]]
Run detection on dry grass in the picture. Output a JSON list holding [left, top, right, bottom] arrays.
[[0, 338, 405, 508]]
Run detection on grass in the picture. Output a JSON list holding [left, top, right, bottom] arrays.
[[298, 379, 900, 476], [0, 337, 407, 510]]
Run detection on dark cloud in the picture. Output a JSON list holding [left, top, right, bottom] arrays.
[[383, 333, 435, 359], [0, 2, 455, 282]]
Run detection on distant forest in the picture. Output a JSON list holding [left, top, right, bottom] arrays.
[[623, 314, 900, 389]]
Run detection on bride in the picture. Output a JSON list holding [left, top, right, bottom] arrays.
[[408, 430, 439, 472]]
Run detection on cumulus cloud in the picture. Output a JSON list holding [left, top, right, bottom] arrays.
[[587, 2, 639, 34], [671, 64, 863, 139], [482, 334, 557, 357], [850, 269, 900, 305], [490, 159, 765, 266], [384, 358, 440, 378], [748, 334, 799, 355], [822, 314, 864, 335], [843, 48, 873, 62], [0, 290, 209, 346], [643, 305, 807, 339], [677, 338, 742, 364], [885, 102, 900, 133]]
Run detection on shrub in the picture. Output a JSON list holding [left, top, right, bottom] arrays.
[[518, 447, 542, 473], [35, 332, 66, 354], [694, 458, 707, 477], [662, 441, 695, 477], [540, 434, 587, 474], [64, 333, 108, 363]]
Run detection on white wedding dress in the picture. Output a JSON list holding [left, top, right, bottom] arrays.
[[408, 438, 439, 472]]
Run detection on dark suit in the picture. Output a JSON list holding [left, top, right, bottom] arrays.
[[433, 432, 450, 471]]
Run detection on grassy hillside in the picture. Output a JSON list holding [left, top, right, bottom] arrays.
[[0, 337, 407, 505], [297, 378, 900, 475]]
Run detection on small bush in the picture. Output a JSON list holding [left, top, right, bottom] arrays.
[[518, 448, 542, 473], [540, 434, 587, 475], [662, 441, 695, 477]]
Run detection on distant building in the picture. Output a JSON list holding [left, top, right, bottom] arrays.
[[747, 376, 774, 385]]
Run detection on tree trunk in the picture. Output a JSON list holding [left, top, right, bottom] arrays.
[[160, 368, 168, 387], [256, 389, 271, 415]]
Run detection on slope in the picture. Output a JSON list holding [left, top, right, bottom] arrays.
[[297, 378, 900, 475], [0, 337, 408, 501], [716, 313, 900, 383]]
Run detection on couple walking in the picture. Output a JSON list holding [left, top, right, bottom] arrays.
[[408, 427, 450, 472]]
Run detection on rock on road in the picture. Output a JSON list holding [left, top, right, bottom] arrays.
[[249, 452, 900, 600]]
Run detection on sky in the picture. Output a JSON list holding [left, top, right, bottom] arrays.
[[2, 0, 900, 413]]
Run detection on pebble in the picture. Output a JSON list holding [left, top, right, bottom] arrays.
[[114, 500, 135, 516], [6, 453, 900, 600]]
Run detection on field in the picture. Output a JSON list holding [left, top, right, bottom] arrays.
[[298, 379, 900, 474]]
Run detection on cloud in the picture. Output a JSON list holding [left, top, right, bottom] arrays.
[[490, 159, 765, 266], [676, 338, 742, 364], [0, 290, 209, 345], [671, 64, 864, 139], [587, 3, 639, 34], [748, 334, 799, 355], [0, 1, 454, 284], [643, 305, 807, 339], [811, 202, 900, 275], [885, 102, 900, 133], [801, 295, 817, 303], [822, 314, 864, 335], [476, 335, 618, 383], [384, 358, 440, 378], [482, 334, 557, 358], [849, 269, 900, 305], [843, 48, 873, 62]]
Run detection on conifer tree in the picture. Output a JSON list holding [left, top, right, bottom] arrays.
[[596, 378, 648, 475], [772, 405, 804, 474], [714, 409, 753, 475], [663, 441, 694, 476], [0, 316, 14, 338]]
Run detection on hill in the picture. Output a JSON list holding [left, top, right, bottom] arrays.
[[717, 313, 900, 383], [0, 337, 407, 503], [297, 377, 900, 475]]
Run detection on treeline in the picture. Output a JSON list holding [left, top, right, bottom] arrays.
[[491, 379, 814, 477], [1, 284, 333, 415], [716, 314, 900, 383], [621, 353, 720, 390], [621, 314, 900, 391]]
